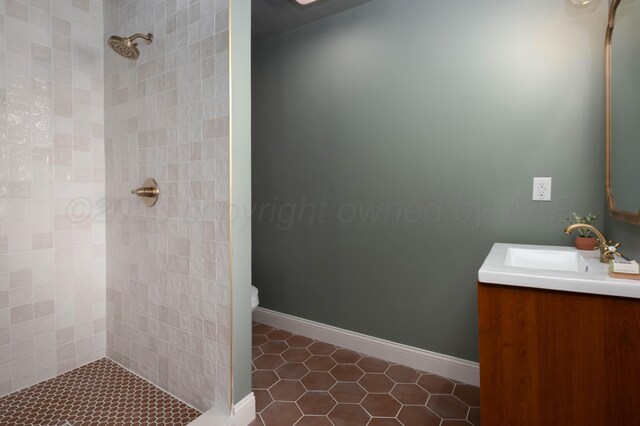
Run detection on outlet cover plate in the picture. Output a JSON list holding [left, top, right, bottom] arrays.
[[533, 177, 552, 201]]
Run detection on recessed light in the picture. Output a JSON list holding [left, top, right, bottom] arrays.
[[296, 0, 318, 4]]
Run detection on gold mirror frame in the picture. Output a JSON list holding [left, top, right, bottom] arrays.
[[605, 0, 640, 224]]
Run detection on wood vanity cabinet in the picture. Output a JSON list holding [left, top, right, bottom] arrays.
[[478, 282, 640, 426]]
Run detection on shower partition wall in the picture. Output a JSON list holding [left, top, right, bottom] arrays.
[[0, 0, 106, 397], [104, 0, 232, 412]]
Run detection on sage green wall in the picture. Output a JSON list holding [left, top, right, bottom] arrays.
[[230, 0, 253, 406], [252, 0, 606, 362]]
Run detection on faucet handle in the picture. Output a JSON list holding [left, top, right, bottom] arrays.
[[601, 241, 622, 260]]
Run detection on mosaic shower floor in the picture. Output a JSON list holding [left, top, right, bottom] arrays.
[[0, 358, 201, 426], [250, 322, 480, 426]]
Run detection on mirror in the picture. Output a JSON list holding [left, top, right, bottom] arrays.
[[606, 0, 640, 224]]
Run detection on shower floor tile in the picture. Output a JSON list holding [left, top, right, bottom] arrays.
[[249, 322, 480, 426], [0, 358, 200, 426]]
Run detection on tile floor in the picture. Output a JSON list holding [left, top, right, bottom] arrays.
[[0, 358, 201, 426], [250, 322, 480, 426]]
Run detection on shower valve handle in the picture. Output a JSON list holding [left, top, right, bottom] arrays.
[[131, 178, 159, 207]]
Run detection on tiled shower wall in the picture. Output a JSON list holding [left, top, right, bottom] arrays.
[[104, 0, 231, 412], [0, 0, 106, 397]]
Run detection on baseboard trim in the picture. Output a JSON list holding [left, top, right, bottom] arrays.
[[253, 308, 479, 386], [232, 392, 256, 426]]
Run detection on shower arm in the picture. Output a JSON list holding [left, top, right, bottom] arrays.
[[129, 33, 153, 44]]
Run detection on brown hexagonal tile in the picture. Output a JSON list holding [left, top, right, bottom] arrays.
[[308, 341, 336, 355], [369, 419, 404, 426], [254, 389, 273, 412], [386, 365, 420, 384], [397, 406, 442, 426], [276, 363, 310, 380], [252, 346, 263, 360], [417, 374, 455, 394], [328, 403, 371, 426], [328, 382, 367, 404], [286, 334, 314, 348], [295, 416, 334, 426], [467, 407, 480, 426], [441, 421, 472, 426], [361, 394, 402, 417], [252, 334, 269, 347], [331, 348, 361, 364], [305, 355, 337, 372], [330, 364, 365, 382], [301, 372, 337, 391], [267, 329, 293, 341], [260, 341, 289, 355], [252, 370, 280, 389], [282, 347, 312, 362], [297, 391, 337, 415], [253, 323, 275, 335], [453, 384, 480, 406], [254, 354, 285, 370], [390, 383, 430, 405], [358, 373, 394, 393], [357, 357, 390, 373], [260, 401, 302, 426], [427, 394, 469, 419], [269, 380, 306, 402]]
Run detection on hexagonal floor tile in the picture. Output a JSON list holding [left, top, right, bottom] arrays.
[[254, 355, 285, 370], [328, 382, 367, 404], [286, 335, 314, 348], [301, 372, 337, 391], [328, 404, 371, 426], [276, 363, 309, 380], [357, 357, 390, 373], [453, 384, 480, 406], [260, 401, 302, 426], [269, 380, 306, 402], [282, 347, 312, 362], [252, 370, 279, 389], [397, 406, 442, 426], [330, 364, 364, 382], [361, 394, 401, 417], [427, 394, 469, 419], [390, 383, 429, 405], [297, 391, 337, 415], [358, 373, 394, 393], [260, 341, 289, 355], [305, 356, 337, 372], [267, 329, 293, 341], [331, 349, 362, 364], [369, 419, 403, 426], [295, 416, 334, 426], [385, 365, 420, 384], [417, 374, 455, 394], [308, 342, 336, 355]]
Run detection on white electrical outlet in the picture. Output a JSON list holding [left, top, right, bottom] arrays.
[[533, 177, 552, 201]]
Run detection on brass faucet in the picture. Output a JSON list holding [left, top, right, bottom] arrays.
[[564, 224, 621, 263]]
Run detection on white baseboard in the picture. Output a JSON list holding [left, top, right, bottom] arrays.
[[253, 308, 479, 386], [187, 393, 255, 426], [232, 392, 256, 426]]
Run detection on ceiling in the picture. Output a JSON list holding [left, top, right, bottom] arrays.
[[252, 0, 376, 41]]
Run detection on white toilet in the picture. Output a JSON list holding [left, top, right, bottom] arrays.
[[251, 285, 259, 311]]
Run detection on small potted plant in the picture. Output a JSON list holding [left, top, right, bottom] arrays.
[[566, 212, 600, 250]]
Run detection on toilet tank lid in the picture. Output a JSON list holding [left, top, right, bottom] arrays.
[[251, 285, 258, 297]]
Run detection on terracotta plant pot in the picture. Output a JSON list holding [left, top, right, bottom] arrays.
[[575, 236, 597, 251]]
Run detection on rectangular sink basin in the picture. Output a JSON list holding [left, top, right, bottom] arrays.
[[479, 243, 640, 300], [505, 248, 589, 273]]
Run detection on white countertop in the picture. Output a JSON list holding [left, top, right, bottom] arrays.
[[478, 243, 640, 299]]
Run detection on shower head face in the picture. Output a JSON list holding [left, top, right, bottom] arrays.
[[108, 35, 140, 60]]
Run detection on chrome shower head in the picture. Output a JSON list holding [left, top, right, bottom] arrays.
[[107, 33, 153, 60]]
